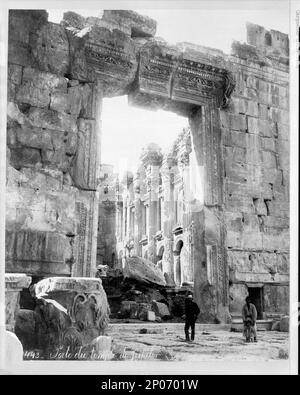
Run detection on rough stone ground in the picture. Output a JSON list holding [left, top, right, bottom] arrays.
[[109, 323, 289, 362]]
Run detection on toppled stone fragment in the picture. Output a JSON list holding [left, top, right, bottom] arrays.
[[32, 277, 110, 351], [147, 311, 156, 321], [5, 273, 32, 332], [15, 309, 41, 350], [123, 256, 166, 287], [279, 316, 289, 332], [137, 303, 152, 321], [151, 300, 171, 320]]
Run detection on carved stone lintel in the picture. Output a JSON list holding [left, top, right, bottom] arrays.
[[133, 40, 235, 110]]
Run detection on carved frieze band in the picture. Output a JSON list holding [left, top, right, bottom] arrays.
[[138, 51, 235, 109], [83, 34, 235, 107], [85, 42, 133, 71]]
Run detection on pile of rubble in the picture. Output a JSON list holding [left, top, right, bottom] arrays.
[[97, 256, 192, 322]]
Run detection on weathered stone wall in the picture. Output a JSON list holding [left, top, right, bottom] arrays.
[[7, 11, 101, 278], [220, 24, 289, 316]]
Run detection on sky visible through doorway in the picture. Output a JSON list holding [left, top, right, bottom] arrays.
[[47, 4, 289, 175]]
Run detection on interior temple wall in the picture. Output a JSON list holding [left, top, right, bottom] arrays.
[[221, 35, 289, 317], [5, 10, 289, 322]]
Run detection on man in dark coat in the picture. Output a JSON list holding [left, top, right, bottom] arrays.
[[242, 296, 257, 342], [184, 294, 200, 341]]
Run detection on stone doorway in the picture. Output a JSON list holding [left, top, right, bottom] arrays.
[[248, 286, 264, 320], [5, 9, 238, 324]]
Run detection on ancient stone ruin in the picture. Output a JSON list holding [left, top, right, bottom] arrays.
[[5, 9, 289, 356]]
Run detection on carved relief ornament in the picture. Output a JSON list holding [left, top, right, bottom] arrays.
[[136, 48, 235, 109]]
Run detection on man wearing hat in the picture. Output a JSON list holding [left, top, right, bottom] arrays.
[[183, 294, 200, 342]]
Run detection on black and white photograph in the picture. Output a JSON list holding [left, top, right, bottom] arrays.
[[0, 0, 298, 376]]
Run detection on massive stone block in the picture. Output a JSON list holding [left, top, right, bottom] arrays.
[[5, 273, 32, 332], [123, 256, 166, 287], [31, 22, 70, 75], [8, 10, 48, 67], [6, 230, 74, 276], [34, 277, 110, 346]]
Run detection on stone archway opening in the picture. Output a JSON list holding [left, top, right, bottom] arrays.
[[100, 96, 188, 175], [98, 95, 189, 272]]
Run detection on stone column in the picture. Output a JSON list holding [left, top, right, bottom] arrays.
[[126, 200, 131, 239], [177, 130, 194, 286], [133, 175, 143, 256], [161, 155, 176, 279], [147, 165, 160, 263], [140, 145, 163, 263], [122, 196, 127, 242], [116, 201, 122, 242], [5, 273, 31, 332]]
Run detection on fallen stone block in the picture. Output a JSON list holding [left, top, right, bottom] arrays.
[[280, 316, 289, 332], [5, 273, 32, 332], [15, 309, 40, 350], [271, 321, 281, 331], [137, 303, 152, 321], [32, 277, 110, 353], [151, 300, 171, 320], [123, 256, 166, 287], [147, 311, 156, 321]]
